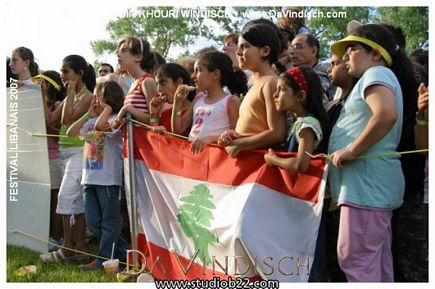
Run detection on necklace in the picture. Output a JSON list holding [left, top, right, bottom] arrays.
[[74, 85, 86, 99]]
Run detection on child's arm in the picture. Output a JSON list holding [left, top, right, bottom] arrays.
[[172, 85, 194, 136], [190, 135, 219, 154], [66, 98, 99, 137], [228, 95, 241, 129], [118, 78, 158, 124], [225, 78, 286, 157], [149, 96, 164, 119], [264, 127, 315, 172], [43, 99, 64, 127], [331, 84, 397, 167], [118, 104, 150, 124], [95, 105, 114, 132], [142, 77, 159, 113], [66, 114, 89, 137], [415, 83, 428, 151]]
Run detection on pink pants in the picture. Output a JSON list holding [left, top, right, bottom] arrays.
[[337, 205, 394, 282]]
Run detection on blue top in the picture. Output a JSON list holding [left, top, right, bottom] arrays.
[[328, 66, 404, 208]]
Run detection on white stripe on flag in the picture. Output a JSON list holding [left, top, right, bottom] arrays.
[[125, 158, 326, 281]]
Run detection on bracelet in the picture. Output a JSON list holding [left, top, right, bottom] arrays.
[[172, 108, 182, 117], [83, 112, 90, 121], [416, 112, 428, 126], [416, 117, 428, 126], [150, 117, 160, 124]]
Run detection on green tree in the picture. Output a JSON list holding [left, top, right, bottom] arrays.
[[92, 6, 234, 59], [375, 7, 428, 53], [91, 6, 428, 62], [91, 6, 280, 61], [177, 184, 219, 266], [307, 7, 373, 59]]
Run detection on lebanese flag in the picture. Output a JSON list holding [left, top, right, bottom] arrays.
[[124, 127, 327, 282]]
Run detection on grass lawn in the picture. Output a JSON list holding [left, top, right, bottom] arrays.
[[7, 244, 115, 282]]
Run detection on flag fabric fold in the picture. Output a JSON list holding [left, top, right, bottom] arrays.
[[124, 128, 327, 282]]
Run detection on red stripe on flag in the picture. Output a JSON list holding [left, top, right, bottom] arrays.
[[137, 233, 261, 281], [125, 128, 326, 203]]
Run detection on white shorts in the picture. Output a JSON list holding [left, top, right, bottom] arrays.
[[49, 158, 63, 189], [56, 147, 85, 215]]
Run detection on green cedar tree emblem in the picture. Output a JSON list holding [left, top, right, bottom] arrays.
[[177, 184, 219, 265]]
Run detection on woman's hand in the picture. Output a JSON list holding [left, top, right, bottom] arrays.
[[65, 75, 78, 95], [330, 148, 355, 168]]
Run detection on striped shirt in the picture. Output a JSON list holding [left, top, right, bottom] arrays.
[[124, 73, 151, 113]]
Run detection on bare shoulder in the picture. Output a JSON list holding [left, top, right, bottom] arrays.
[[143, 77, 157, 88], [228, 95, 241, 105], [262, 75, 278, 98], [80, 90, 94, 101]]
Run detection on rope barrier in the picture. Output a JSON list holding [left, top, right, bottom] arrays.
[[305, 148, 429, 161], [8, 229, 135, 267], [6, 124, 69, 138], [6, 120, 126, 139], [7, 122, 429, 158]]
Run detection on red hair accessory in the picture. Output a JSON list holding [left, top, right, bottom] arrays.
[[287, 67, 310, 94]]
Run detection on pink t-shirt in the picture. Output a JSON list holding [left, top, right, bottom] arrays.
[[47, 101, 62, 159]]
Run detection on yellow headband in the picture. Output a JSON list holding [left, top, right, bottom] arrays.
[[330, 35, 393, 67], [31, 74, 61, 91]]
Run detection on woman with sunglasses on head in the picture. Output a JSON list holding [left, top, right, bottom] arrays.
[[328, 24, 417, 282]]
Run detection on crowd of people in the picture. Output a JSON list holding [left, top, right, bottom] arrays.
[[7, 10, 429, 282]]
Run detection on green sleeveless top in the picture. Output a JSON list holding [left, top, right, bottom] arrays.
[[59, 124, 84, 148], [59, 86, 86, 148]]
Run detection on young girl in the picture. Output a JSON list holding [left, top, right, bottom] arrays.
[[149, 63, 195, 133], [263, 67, 328, 282], [33, 70, 66, 250], [324, 53, 357, 282], [329, 24, 415, 281], [67, 80, 129, 270], [9, 46, 39, 86], [172, 51, 247, 153], [326, 53, 358, 128], [40, 55, 95, 262], [264, 66, 327, 171], [218, 19, 287, 157], [116, 37, 159, 125]]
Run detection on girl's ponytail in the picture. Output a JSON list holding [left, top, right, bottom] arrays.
[[83, 63, 96, 92], [200, 51, 248, 97], [63, 54, 96, 91], [13, 46, 39, 76], [227, 68, 248, 97]]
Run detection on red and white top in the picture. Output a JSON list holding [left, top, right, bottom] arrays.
[[124, 73, 151, 113], [189, 93, 233, 139]]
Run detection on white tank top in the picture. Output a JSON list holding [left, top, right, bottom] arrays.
[[189, 93, 232, 139]]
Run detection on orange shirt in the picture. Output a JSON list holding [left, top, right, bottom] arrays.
[[235, 75, 276, 136]]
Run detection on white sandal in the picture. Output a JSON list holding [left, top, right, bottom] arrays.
[[40, 249, 72, 263]]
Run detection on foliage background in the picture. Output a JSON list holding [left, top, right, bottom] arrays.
[[91, 6, 428, 66]]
